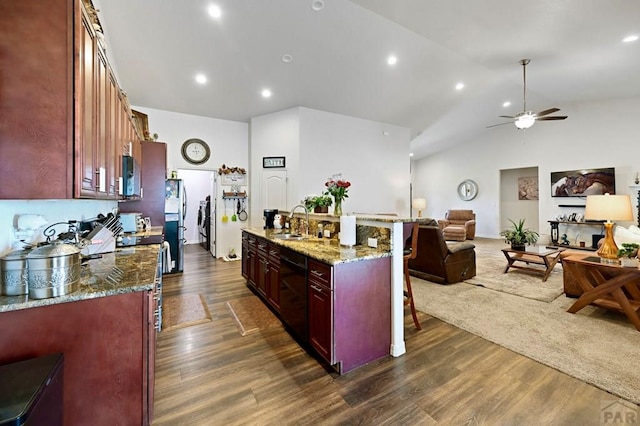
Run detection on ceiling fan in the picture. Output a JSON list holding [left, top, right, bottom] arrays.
[[487, 59, 567, 129]]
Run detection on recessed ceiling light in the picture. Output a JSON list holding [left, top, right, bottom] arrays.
[[410, 153, 414, 157], [623, 34, 639, 43], [311, 0, 324, 11], [195, 74, 207, 84], [282, 54, 293, 63], [208, 4, 221, 19], [387, 55, 397, 66], [503, 101, 511, 108], [261, 89, 272, 98], [455, 82, 465, 90]]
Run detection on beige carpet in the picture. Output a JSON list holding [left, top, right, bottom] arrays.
[[162, 293, 212, 331], [412, 238, 640, 405], [227, 296, 282, 336]]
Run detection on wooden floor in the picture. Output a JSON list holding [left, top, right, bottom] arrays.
[[152, 244, 634, 426]]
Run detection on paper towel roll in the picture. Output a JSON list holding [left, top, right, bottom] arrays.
[[340, 215, 356, 247]]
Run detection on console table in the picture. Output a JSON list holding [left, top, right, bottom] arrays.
[[548, 220, 604, 251], [562, 254, 640, 331]]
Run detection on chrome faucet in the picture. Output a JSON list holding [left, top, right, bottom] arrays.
[[289, 204, 309, 236]]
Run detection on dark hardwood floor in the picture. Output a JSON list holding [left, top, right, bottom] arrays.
[[153, 244, 635, 425]]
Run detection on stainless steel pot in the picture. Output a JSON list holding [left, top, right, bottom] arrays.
[[27, 242, 81, 299], [0, 247, 32, 296]]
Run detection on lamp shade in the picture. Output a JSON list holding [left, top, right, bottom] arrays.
[[584, 194, 633, 222], [412, 198, 427, 210]]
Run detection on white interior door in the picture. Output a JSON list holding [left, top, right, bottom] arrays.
[[263, 170, 288, 211]]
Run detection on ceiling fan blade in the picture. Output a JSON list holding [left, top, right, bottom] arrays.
[[486, 122, 513, 128], [535, 107, 560, 117], [498, 115, 516, 119], [537, 116, 568, 121]]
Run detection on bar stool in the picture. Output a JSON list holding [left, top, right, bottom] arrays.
[[403, 222, 421, 330]]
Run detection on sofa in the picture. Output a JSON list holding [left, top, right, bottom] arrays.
[[408, 225, 476, 284], [438, 210, 476, 241]]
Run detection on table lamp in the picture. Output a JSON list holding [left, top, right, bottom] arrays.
[[584, 193, 633, 263], [412, 198, 427, 217]]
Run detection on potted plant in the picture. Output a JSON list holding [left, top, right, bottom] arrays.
[[500, 218, 539, 251], [303, 193, 333, 213], [617, 243, 639, 267]]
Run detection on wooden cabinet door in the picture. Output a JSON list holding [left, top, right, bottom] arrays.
[[257, 247, 268, 297], [107, 71, 119, 198], [308, 280, 333, 362], [267, 244, 281, 311], [94, 48, 109, 197], [241, 239, 249, 280], [77, 10, 98, 197]]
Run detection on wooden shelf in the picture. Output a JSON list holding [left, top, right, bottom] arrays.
[[547, 244, 596, 252], [222, 191, 247, 199]]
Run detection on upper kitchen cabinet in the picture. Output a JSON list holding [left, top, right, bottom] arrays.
[[0, 0, 141, 200]]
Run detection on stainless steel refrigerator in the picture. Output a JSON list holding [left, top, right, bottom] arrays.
[[165, 179, 187, 273]]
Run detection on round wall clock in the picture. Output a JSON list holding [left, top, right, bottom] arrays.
[[457, 179, 478, 201], [181, 138, 211, 165]]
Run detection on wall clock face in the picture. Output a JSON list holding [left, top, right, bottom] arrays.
[[457, 179, 478, 201], [181, 138, 211, 165]]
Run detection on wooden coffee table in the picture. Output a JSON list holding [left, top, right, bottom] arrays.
[[501, 246, 565, 282]]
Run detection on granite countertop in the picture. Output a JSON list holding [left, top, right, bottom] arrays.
[[0, 244, 161, 313], [243, 228, 391, 265]]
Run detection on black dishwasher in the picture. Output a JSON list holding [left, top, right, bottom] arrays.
[[279, 248, 308, 342]]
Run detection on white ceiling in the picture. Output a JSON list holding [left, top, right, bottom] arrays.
[[93, 0, 640, 159]]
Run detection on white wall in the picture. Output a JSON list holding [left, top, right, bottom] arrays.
[[249, 108, 301, 228], [132, 106, 249, 257], [299, 107, 411, 215], [413, 97, 640, 240], [250, 106, 411, 228]]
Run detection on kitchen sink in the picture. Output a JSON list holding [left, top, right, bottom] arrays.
[[271, 233, 307, 241]]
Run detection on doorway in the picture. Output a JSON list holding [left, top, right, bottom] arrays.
[[499, 167, 539, 235], [177, 169, 216, 256]]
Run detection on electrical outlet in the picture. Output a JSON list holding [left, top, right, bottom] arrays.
[[368, 238, 378, 248]]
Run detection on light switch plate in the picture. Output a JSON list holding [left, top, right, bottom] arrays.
[[368, 238, 377, 248]]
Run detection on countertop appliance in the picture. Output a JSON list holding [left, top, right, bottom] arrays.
[[263, 209, 278, 229], [165, 179, 187, 273], [119, 213, 141, 233]]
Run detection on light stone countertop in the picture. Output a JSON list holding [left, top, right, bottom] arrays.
[[243, 228, 391, 265], [0, 244, 160, 313]]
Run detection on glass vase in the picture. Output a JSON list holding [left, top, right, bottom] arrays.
[[334, 199, 342, 216]]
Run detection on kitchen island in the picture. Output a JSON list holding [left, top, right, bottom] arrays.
[[0, 244, 162, 426], [243, 228, 391, 373], [242, 214, 428, 373]]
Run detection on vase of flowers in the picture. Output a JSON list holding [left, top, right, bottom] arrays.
[[325, 174, 351, 216]]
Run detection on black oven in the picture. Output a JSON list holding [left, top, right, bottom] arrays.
[[279, 248, 307, 342]]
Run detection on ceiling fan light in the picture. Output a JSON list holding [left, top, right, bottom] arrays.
[[515, 113, 535, 129]]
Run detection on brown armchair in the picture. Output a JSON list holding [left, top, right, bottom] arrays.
[[438, 209, 476, 240], [408, 225, 476, 284]]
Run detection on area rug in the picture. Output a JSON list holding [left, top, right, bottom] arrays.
[[227, 296, 282, 336], [410, 275, 640, 405], [464, 266, 563, 303], [464, 240, 564, 302], [162, 293, 212, 331]]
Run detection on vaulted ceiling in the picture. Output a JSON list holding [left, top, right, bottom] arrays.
[[93, 0, 640, 159]]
